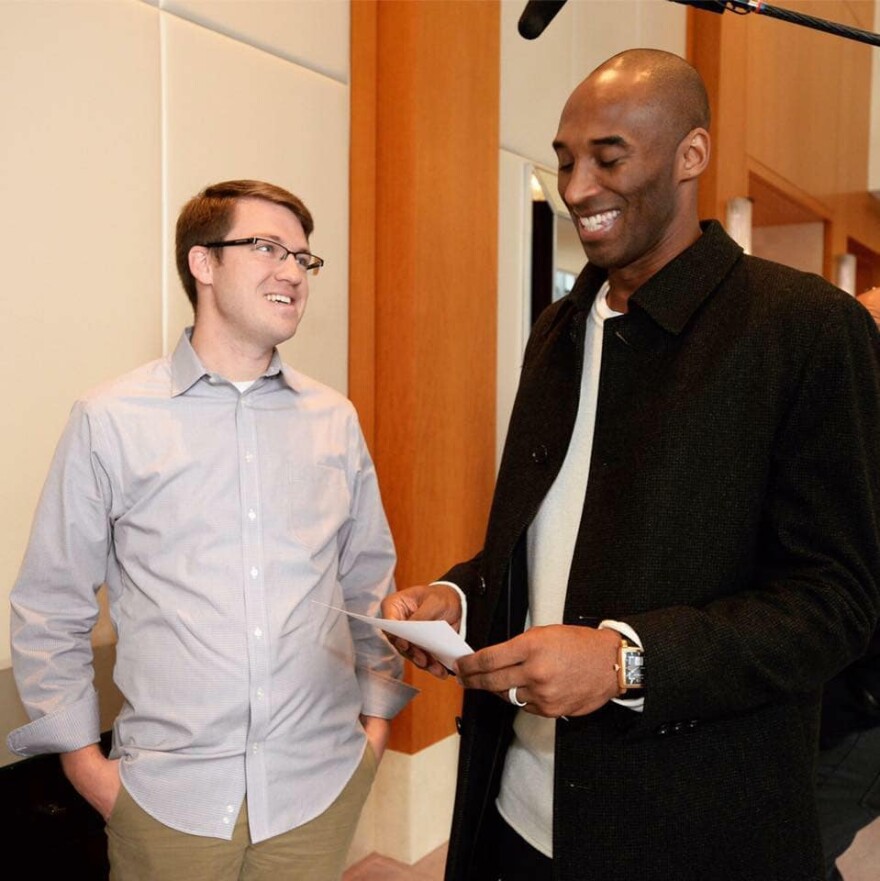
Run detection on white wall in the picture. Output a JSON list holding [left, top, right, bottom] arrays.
[[497, 0, 687, 460], [0, 0, 349, 745]]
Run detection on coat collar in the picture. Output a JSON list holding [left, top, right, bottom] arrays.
[[570, 220, 743, 335]]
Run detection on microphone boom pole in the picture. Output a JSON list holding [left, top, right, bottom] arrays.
[[671, 0, 880, 48]]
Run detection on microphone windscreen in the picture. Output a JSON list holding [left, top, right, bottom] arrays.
[[517, 0, 568, 40]]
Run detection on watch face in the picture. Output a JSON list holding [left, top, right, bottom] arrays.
[[624, 651, 644, 687]]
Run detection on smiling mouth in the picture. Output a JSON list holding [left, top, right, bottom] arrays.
[[265, 294, 293, 305], [578, 210, 621, 233]]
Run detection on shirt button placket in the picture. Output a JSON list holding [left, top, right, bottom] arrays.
[[236, 394, 271, 760]]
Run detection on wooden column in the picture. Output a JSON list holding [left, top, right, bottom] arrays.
[[350, 0, 500, 754], [688, 7, 749, 225]]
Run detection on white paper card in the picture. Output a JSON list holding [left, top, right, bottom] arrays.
[[314, 601, 473, 671]]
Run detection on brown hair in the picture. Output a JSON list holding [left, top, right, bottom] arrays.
[[175, 180, 314, 309]]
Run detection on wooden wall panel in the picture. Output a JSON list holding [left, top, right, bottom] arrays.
[[745, 1, 871, 199], [690, 1, 880, 280], [350, 1, 500, 754]]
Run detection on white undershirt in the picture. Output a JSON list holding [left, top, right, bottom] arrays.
[[496, 282, 621, 857]]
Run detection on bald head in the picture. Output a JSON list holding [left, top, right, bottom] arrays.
[[585, 49, 710, 145], [857, 287, 880, 329]]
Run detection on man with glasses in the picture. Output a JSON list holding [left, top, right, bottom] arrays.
[[7, 180, 415, 880]]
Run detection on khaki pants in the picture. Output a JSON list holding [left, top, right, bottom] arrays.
[[107, 745, 377, 881]]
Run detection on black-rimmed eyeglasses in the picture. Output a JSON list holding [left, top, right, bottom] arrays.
[[202, 237, 324, 275]]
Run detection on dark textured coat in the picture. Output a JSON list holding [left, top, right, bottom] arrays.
[[443, 222, 880, 881]]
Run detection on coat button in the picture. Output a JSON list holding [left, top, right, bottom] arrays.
[[477, 575, 487, 596], [531, 445, 548, 464], [656, 724, 670, 736]]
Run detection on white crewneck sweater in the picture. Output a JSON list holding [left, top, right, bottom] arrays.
[[496, 282, 620, 857]]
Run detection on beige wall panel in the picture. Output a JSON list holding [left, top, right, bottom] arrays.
[[501, 0, 686, 169], [496, 150, 532, 467], [0, 0, 162, 668], [568, 0, 686, 91], [500, 0, 577, 166], [162, 13, 349, 393], [745, 2, 871, 198], [161, 0, 349, 82], [752, 221, 825, 276]]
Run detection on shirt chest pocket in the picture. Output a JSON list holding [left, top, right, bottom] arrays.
[[288, 464, 351, 554]]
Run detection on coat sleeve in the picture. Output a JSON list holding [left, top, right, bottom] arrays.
[[627, 297, 880, 731]]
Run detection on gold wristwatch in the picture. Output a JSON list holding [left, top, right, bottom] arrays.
[[617, 639, 645, 694]]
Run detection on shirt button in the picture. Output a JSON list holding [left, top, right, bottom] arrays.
[[250, 567, 259, 579], [252, 743, 260, 753], [226, 805, 235, 813], [253, 627, 263, 638], [245, 452, 254, 463], [247, 509, 256, 521], [256, 688, 264, 699], [222, 816, 230, 825]]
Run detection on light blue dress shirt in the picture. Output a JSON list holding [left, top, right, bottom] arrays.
[[8, 329, 416, 842]]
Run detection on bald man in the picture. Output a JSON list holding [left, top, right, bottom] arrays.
[[384, 50, 880, 881], [815, 286, 880, 881]]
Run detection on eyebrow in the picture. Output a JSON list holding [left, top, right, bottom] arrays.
[[552, 135, 629, 151]]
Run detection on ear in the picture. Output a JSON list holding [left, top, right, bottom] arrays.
[[188, 245, 214, 286], [678, 128, 710, 182]]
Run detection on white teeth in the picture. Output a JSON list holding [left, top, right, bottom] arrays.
[[579, 210, 620, 232], [266, 294, 292, 305]]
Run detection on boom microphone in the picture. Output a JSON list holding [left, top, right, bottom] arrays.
[[517, 0, 568, 40]]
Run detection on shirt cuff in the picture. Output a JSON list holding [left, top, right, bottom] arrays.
[[598, 619, 645, 712], [6, 692, 101, 757], [356, 669, 420, 719], [430, 580, 467, 643]]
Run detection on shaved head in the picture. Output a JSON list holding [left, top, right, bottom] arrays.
[[586, 48, 710, 146]]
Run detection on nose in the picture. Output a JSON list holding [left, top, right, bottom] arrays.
[[559, 162, 601, 210], [276, 254, 306, 284]]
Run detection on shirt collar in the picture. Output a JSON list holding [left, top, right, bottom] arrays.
[[570, 220, 743, 335], [170, 328, 300, 396]]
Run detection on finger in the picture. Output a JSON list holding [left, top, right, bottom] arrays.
[[406, 590, 460, 624], [381, 593, 418, 621], [409, 646, 429, 668], [497, 686, 530, 707], [457, 642, 528, 683], [426, 659, 450, 679], [387, 635, 411, 655]]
